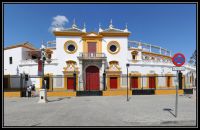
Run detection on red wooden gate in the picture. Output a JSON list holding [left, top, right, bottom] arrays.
[[149, 77, 156, 89], [86, 66, 99, 91], [67, 77, 75, 90], [131, 77, 138, 88], [110, 77, 118, 89]]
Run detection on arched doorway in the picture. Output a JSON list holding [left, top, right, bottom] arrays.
[[86, 66, 99, 91]]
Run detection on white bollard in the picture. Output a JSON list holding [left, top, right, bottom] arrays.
[[38, 89, 48, 103]]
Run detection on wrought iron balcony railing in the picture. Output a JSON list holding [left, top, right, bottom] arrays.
[[78, 53, 106, 60]]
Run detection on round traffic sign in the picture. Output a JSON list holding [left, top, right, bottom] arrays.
[[172, 53, 186, 67]]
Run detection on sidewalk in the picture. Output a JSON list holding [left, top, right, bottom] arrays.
[[3, 94, 197, 126]]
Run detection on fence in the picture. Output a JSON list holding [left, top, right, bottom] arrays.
[[3, 74, 194, 94]]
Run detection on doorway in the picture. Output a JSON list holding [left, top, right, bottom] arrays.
[[86, 66, 99, 91]]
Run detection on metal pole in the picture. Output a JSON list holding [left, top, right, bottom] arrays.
[[126, 63, 129, 102], [42, 57, 45, 89], [175, 70, 178, 117], [20, 74, 23, 97]]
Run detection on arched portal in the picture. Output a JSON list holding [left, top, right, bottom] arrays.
[[86, 66, 99, 91]]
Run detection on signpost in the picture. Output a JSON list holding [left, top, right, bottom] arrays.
[[172, 53, 186, 118]]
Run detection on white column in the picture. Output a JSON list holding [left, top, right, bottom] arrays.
[[79, 60, 83, 91]]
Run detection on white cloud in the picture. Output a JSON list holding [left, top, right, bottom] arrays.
[[49, 15, 69, 32]]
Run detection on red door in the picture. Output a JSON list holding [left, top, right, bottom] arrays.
[[88, 42, 96, 57], [131, 77, 138, 88], [86, 66, 99, 91], [110, 77, 118, 89], [67, 77, 75, 90], [149, 77, 156, 89], [88, 42, 96, 53]]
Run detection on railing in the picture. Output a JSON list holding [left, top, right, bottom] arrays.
[[128, 59, 173, 66], [78, 53, 106, 59], [128, 40, 171, 56]]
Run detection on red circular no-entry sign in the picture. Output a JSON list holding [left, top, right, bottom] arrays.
[[172, 53, 186, 67]]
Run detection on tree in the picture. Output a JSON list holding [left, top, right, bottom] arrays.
[[188, 50, 196, 66]]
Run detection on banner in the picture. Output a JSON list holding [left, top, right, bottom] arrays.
[[38, 59, 43, 76]]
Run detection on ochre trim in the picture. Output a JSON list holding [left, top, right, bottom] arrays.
[[53, 31, 86, 36], [182, 75, 185, 89], [107, 41, 120, 54], [4, 92, 21, 97], [39, 73, 53, 90], [64, 40, 78, 54], [82, 32, 103, 40], [155, 90, 183, 95], [165, 73, 174, 88], [47, 92, 76, 97]]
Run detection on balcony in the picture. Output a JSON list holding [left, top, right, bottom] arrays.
[[78, 53, 106, 60], [19, 59, 58, 66]]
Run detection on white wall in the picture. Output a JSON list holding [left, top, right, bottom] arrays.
[[4, 47, 22, 75], [55, 36, 82, 75], [102, 37, 128, 74]]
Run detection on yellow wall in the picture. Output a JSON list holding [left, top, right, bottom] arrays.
[[165, 74, 174, 88], [40, 73, 53, 89]]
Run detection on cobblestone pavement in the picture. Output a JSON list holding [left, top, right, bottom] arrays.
[[3, 93, 197, 127]]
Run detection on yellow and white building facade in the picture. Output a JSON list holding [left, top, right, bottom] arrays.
[[4, 21, 196, 96]]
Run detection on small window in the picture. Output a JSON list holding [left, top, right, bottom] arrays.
[[9, 57, 12, 64], [68, 44, 75, 52], [107, 41, 120, 54], [110, 45, 117, 52]]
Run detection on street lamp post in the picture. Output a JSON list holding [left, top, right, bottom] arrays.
[[126, 63, 130, 102], [38, 45, 49, 103], [103, 70, 106, 91]]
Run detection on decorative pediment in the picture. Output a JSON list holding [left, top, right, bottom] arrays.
[[106, 60, 121, 72], [82, 32, 103, 40], [86, 33, 98, 37], [131, 51, 138, 55], [63, 60, 79, 72]]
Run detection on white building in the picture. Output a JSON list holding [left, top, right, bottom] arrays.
[[4, 21, 196, 93]]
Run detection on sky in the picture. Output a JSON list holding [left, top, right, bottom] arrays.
[[4, 4, 196, 62]]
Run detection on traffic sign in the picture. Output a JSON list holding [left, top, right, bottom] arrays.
[[172, 53, 185, 67], [172, 66, 186, 71]]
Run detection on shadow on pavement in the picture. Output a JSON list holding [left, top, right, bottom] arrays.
[[163, 108, 176, 117], [47, 97, 71, 103]]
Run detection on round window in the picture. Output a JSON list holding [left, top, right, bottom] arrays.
[[110, 45, 117, 52], [107, 41, 120, 54], [64, 40, 77, 54], [68, 44, 75, 52]]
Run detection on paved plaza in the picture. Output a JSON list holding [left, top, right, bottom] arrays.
[[3, 93, 197, 127]]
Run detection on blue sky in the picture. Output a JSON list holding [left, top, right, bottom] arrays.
[[4, 4, 196, 62]]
